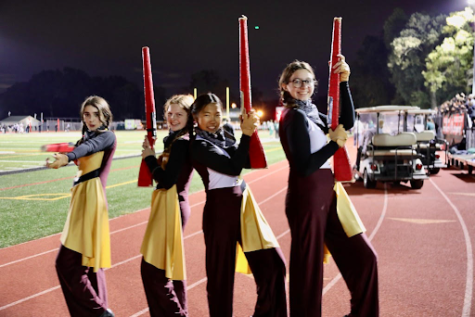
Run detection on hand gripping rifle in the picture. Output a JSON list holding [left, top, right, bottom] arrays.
[[239, 15, 267, 169], [328, 17, 354, 182], [138, 46, 157, 187]]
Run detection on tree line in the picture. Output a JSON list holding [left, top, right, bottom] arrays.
[[351, 7, 474, 109], [1, 7, 473, 120], [0, 67, 267, 121]]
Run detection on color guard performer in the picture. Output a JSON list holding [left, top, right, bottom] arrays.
[[140, 94, 194, 317], [46, 96, 116, 317], [278, 58, 379, 317], [190, 93, 287, 317]]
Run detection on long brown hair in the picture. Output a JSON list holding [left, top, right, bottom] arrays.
[[79, 95, 113, 134], [278, 60, 318, 108]]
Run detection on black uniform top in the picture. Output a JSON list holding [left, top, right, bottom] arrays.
[[144, 136, 194, 206], [66, 129, 116, 189], [191, 130, 251, 192], [279, 82, 355, 178]]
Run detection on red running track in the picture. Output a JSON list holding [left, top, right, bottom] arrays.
[[1, 148, 475, 316]]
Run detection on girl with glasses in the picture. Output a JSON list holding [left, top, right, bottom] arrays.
[[278, 57, 379, 317]]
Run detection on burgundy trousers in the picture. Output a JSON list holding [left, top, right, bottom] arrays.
[[286, 169, 379, 317], [55, 245, 108, 317], [203, 185, 287, 317], [140, 258, 188, 317]]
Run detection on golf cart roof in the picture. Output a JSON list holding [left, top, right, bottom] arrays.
[[356, 105, 420, 114], [406, 109, 436, 115]]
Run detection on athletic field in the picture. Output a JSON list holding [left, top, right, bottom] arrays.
[[0, 130, 285, 248]]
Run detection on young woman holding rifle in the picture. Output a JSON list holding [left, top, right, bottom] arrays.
[[139, 94, 195, 317], [190, 93, 287, 317], [46, 95, 116, 317], [278, 57, 379, 317]]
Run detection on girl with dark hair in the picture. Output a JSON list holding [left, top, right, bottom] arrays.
[[190, 93, 287, 317], [46, 95, 116, 317], [278, 57, 379, 317], [139, 94, 195, 317]]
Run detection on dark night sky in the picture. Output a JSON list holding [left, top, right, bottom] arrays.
[[0, 0, 468, 104]]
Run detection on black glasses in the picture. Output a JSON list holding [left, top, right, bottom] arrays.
[[290, 78, 315, 88]]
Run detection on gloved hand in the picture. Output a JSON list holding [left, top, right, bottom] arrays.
[[141, 136, 156, 159], [240, 109, 259, 136], [333, 54, 351, 82], [158, 153, 169, 170], [46, 153, 69, 169], [328, 124, 348, 148]]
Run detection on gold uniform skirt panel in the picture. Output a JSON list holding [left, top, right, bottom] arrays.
[[140, 185, 186, 281], [60, 177, 111, 272], [235, 186, 280, 274]]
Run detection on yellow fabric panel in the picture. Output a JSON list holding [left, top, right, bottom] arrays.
[[140, 186, 186, 281], [323, 244, 331, 264], [235, 186, 280, 275], [235, 243, 252, 275], [61, 178, 111, 272], [333, 182, 366, 237], [76, 152, 104, 177]]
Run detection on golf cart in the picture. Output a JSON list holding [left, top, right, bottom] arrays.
[[354, 106, 429, 189], [406, 109, 449, 175]]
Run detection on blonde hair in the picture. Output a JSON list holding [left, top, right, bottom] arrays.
[[278, 60, 317, 107], [80, 96, 113, 134], [162, 94, 195, 154], [163, 94, 194, 118]]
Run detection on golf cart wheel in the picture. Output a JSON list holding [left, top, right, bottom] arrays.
[[410, 179, 424, 189], [363, 169, 376, 189], [429, 168, 440, 175]]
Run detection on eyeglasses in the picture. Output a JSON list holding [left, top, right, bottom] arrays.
[[290, 78, 315, 88]]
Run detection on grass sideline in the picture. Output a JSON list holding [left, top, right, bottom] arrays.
[[0, 130, 286, 248], [0, 130, 163, 173]]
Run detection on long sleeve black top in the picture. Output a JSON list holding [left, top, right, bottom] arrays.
[[279, 82, 355, 177], [191, 134, 251, 177], [144, 138, 193, 191]]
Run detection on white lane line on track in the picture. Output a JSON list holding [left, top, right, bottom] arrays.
[[0, 164, 289, 268], [0, 286, 61, 311], [0, 170, 290, 312], [129, 276, 210, 317], [0, 221, 149, 269], [322, 184, 388, 296], [430, 179, 473, 317]]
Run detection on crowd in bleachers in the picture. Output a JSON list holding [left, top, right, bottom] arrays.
[[439, 93, 475, 127]]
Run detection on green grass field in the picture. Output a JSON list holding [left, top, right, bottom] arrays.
[[0, 130, 285, 248]]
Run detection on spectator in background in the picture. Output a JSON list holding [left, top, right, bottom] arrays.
[[426, 117, 435, 131], [268, 120, 275, 137], [467, 94, 475, 126], [222, 117, 235, 135]]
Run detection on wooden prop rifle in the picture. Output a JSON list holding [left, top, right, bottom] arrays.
[[41, 142, 75, 153], [328, 17, 354, 182], [138, 46, 158, 187], [239, 15, 267, 168]]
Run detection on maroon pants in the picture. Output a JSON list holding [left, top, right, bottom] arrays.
[[286, 169, 379, 317], [55, 245, 108, 317], [203, 185, 287, 317], [140, 258, 187, 317]]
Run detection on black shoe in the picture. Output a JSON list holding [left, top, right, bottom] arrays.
[[100, 309, 115, 317]]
